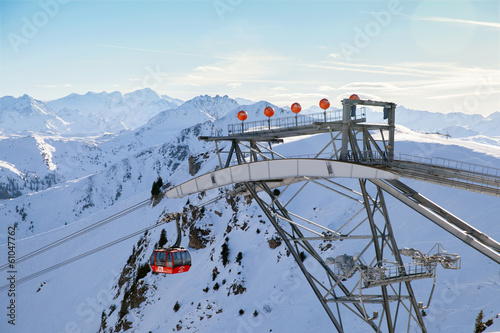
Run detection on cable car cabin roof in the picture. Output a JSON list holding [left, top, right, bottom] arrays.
[[154, 247, 187, 252]]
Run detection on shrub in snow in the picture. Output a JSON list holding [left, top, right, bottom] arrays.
[[221, 242, 229, 266], [173, 301, 181, 312]]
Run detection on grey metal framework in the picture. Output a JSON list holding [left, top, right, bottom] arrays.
[[189, 98, 500, 332]]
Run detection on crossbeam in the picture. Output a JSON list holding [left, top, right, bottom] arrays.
[[165, 159, 399, 199]]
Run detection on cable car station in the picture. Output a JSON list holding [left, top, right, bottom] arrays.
[[162, 95, 500, 332]]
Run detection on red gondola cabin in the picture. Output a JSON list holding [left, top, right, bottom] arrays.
[[150, 248, 191, 274]]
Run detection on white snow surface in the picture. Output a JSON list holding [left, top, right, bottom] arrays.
[[0, 93, 499, 333]]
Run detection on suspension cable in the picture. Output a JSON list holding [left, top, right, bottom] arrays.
[[0, 219, 163, 292], [0, 198, 150, 271], [0, 193, 225, 291]]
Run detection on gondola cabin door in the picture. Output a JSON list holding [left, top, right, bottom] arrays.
[[150, 248, 191, 274]]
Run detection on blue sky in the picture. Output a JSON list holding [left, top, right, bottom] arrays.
[[1, 0, 499, 115]]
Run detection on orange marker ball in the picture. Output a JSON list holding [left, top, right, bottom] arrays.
[[291, 102, 302, 114], [319, 98, 330, 110], [237, 110, 248, 121], [264, 106, 275, 117]]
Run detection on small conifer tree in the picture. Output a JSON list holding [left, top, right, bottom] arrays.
[[151, 176, 163, 196], [173, 301, 180, 312], [474, 310, 487, 333], [158, 229, 167, 248], [151, 181, 159, 196], [221, 242, 229, 266]]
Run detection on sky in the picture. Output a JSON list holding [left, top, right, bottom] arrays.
[[0, 0, 499, 116]]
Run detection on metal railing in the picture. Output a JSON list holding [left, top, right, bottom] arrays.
[[225, 149, 500, 181], [222, 144, 500, 193], [334, 150, 500, 183], [363, 263, 434, 285], [227, 109, 366, 135], [395, 153, 500, 178]]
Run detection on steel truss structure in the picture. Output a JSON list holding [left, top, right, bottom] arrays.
[[165, 98, 500, 332]]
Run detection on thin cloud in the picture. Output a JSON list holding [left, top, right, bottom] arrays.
[[317, 61, 453, 78], [195, 66, 223, 72], [335, 92, 382, 101], [310, 61, 499, 82], [273, 92, 326, 99], [36, 84, 73, 88], [271, 86, 287, 91], [426, 90, 500, 100], [318, 85, 337, 92], [413, 16, 500, 29], [341, 82, 402, 90], [100, 44, 235, 60], [307, 63, 433, 78]]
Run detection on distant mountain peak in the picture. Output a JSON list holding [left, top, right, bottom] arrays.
[[0, 94, 68, 134], [43, 88, 185, 133], [179, 94, 240, 120], [125, 88, 160, 101]]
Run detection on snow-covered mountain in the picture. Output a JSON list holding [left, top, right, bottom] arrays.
[[141, 94, 239, 134], [0, 92, 500, 333], [0, 95, 70, 135], [1, 122, 500, 333], [47, 88, 183, 133], [366, 106, 500, 138], [0, 88, 183, 136], [1, 91, 499, 200], [0, 94, 239, 199]]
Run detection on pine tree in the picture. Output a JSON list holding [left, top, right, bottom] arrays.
[[151, 180, 159, 196], [158, 229, 167, 248], [151, 176, 164, 196], [173, 301, 180, 312], [221, 242, 229, 267], [474, 310, 487, 333]]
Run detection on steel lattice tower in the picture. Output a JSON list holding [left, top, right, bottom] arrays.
[[164, 97, 500, 332]]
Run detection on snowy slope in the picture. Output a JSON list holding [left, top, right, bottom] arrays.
[[1, 123, 500, 333], [0, 95, 239, 199], [1, 93, 500, 333]]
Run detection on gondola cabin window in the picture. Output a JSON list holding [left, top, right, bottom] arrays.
[[173, 252, 182, 267], [182, 251, 191, 265], [166, 253, 173, 268], [156, 251, 166, 266]]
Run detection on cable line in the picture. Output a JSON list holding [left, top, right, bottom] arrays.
[[0, 219, 163, 292], [0, 193, 225, 291], [0, 198, 150, 271]]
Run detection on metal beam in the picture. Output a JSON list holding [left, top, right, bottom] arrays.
[[359, 180, 394, 333], [244, 181, 346, 332], [376, 187, 427, 332], [372, 179, 500, 264], [165, 159, 399, 199]]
